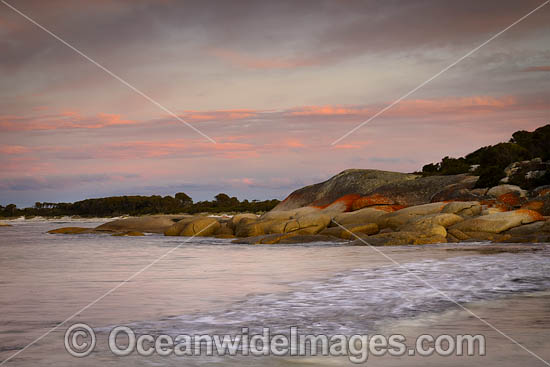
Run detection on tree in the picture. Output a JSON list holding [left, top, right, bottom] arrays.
[[5, 204, 17, 216], [175, 192, 193, 206], [214, 193, 231, 203]]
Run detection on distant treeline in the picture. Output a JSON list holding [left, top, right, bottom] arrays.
[[0, 193, 280, 218], [421, 124, 550, 188]]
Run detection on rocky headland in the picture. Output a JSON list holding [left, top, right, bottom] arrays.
[[47, 165, 550, 246], [42, 124, 550, 245]]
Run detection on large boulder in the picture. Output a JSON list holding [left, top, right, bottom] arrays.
[[332, 207, 387, 227], [505, 220, 549, 236], [112, 231, 145, 236], [48, 227, 97, 234], [450, 209, 544, 234], [370, 174, 476, 206], [214, 222, 234, 236], [522, 188, 550, 215], [235, 219, 276, 237], [380, 202, 448, 229], [441, 201, 482, 217], [400, 213, 464, 237], [429, 176, 480, 202], [272, 169, 417, 211], [260, 207, 320, 221], [95, 215, 186, 234], [180, 217, 221, 236], [230, 213, 258, 228], [500, 158, 550, 188], [487, 184, 527, 198], [267, 213, 331, 235], [502, 220, 550, 243], [164, 217, 198, 236]]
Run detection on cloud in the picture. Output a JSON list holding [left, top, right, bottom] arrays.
[[210, 49, 319, 70], [288, 105, 371, 117], [0, 111, 137, 131], [522, 66, 550, 72], [0, 145, 31, 155], [285, 95, 547, 119], [0, 174, 109, 191], [181, 109, 259, 122]]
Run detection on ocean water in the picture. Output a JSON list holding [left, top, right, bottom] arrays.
[[1, 219, 550, 366]]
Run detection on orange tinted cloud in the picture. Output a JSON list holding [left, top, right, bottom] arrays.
[[0, 111, 137, 131], [287, 95, 539, 119], [283, 139, 305, 148], [522, 66, 550, 72], [182, 109, 259, 122], [288, 105, 371, 117], [390, 96, 520, 116], [0, 145, 30, 155], [97, 140, 260, 160]]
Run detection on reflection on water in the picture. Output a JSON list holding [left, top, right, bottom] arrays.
[[1, 220, 550, 366]]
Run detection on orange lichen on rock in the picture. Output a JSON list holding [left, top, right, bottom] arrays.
[[497, 192, 521, 207], [493, 203, 510, 212], [314, 194, 361, 211], [520, 201, 544, 211], [480, 199, 496, 207], [538, 188, 550, 197], [351, 194, 394, 211], [515, 209, 545, 221]]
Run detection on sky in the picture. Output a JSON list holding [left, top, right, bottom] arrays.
[[1, 0, 549, 207]]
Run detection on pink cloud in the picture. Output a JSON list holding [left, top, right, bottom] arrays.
[[283, 139, 306, 148], [330, 144, 364, 150], [0, 111, 137, 132], [522, 66, 550, 72], [288, 105, 371, 117], [286, 95, 546, 119], [181, 109, 259, 122], [389, 96, 520, 116], [0, 145, 31, 155]]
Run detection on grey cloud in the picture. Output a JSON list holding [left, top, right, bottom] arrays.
[[2, 0, 548, 71]]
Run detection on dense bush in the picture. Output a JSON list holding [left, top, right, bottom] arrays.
[[0, 193, 280, 218], [421, 124, 549, 188]]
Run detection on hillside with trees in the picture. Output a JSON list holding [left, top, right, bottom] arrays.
[[421, 124, 550, 188]]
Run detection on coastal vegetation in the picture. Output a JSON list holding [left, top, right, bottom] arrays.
[[0, 193, 280, 218], [421, 124, 550, 188]]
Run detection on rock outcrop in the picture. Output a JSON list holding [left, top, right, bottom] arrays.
[[48, 227, 97, 234], [487, 184, 527, 198], [272, 169, 417, 211], [450, 209, 544, 234], [47, 165, 550, 246], [95, 215, 187, 234], [179, 217, 221, 236]]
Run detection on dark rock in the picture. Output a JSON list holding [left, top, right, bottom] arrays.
[[96, 215, 187, 234], [272, 169, 417, 211], [370, 174, 477, 206]]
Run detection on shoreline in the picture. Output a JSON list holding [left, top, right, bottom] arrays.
[[2, 221, 549, 366]]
